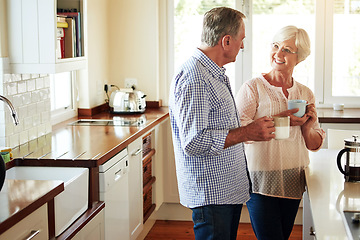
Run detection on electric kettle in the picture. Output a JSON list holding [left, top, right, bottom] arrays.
[[337, 135, 360, 182], [109, 89, 146, 113]]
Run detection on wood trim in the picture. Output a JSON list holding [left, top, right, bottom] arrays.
[[5, 160, 15, 170], [48, 199, 55, 240], [146, 100, 162, 108], [78, 103, 109, 117], [319, 117, 360, 124], [143, 204, 156, 223], [78, 101, 162, 117], [88, 167, 100, 206]]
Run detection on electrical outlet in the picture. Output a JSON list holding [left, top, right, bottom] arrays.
[[125, 78, 138, 89]]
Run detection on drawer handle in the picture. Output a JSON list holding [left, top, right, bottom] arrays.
[[25, 230, 40, 240], [114, 169, 122, 181], [309, 226, 316, 236], [131, 148, 142, 156]]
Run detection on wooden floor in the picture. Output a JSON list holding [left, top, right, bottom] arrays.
[[144, 220, 302, 240]]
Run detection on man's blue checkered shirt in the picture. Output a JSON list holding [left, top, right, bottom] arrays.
[[169, 49, 251, 208]]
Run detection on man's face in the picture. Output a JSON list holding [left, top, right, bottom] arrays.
[[226, 22, 245, 63]]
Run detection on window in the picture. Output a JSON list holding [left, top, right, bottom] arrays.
[[173, 0, 236, 89], [169, 0, 360, 107], [250, 0, 315, 91], [329, 0, 360, 98], [50, 71, 77, 125]]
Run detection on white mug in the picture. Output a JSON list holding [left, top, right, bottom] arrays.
[[288, 100, 307, 117], [273, 116, 290, 140]]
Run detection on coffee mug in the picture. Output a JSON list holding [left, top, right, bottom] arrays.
[[333, 103, 344, 111], [288, 99, 307, 117], [273, 116, 290, 140]]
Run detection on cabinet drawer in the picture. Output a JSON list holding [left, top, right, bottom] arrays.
[[0, 204, 48, 240]]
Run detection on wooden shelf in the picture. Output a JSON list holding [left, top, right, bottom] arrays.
[[143, 149, 155, 162]]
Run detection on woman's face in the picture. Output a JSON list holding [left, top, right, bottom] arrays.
[[270, 38, 298, 72]]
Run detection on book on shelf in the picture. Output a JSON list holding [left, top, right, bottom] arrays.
[[64, 17, 76, 58], [57, 12, 82, 57], [57, 16, 67, 22], [57, 21, 68, 28], [56, 28, 65, 59]]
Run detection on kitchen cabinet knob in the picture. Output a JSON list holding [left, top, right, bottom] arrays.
[[24, 230, 40, 240]]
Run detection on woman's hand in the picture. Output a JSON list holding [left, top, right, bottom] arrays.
[[275, 108, 309, 126], [302, 103, 317, 129]]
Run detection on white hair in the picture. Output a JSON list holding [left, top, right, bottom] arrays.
[[272, 25, 311, 63]]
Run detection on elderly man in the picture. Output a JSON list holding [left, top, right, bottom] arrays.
[[169, 7, 275, 240]]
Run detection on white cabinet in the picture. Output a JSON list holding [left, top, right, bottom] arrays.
[[7, 0, 87, 74], [72, 209, 105, 240], [0, 204, 48, 240], [303, 191, 316, 240], [127, 137, 143, 240], [159, 119, 180, 203]]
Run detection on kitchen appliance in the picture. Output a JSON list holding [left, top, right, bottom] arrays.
[[0, 155, 5, 191], [337, 135, 360, 182], [109, 88, 146, 114], [99, 148, 130, 240]]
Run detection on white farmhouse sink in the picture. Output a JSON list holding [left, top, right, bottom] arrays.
[[6, 166, 89, 236]]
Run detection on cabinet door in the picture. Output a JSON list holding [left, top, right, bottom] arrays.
[[303, 191, 316, 240], [128, 137, 143, 240], [0, 204, 48, 240], [72, 209, 105, 240], [7, 0, 86, 73]]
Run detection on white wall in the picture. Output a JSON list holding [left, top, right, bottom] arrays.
[[0, 0, 8, 57], [79, 0, 165, 108], [78, 0, 110, 109], [107, 0, 160, 102]]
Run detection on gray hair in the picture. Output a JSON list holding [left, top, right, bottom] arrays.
[[201, 7, 246, 47], [272, 25, 311, 63]]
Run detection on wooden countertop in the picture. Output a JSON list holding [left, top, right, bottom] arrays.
[[317, 108, 360, 123], [11, 107, 169, 167], [0, 179, 64, 235], [306, 149, 360, 239]]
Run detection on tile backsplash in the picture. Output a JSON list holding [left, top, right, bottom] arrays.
[[0, 73, 51, 148]]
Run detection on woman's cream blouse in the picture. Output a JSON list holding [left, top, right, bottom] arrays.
[[235, 75, 325, 199]]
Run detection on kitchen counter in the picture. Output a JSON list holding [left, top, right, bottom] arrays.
[[7, 106, 169, 211], [317, 108, 360, 123], [0, 179, 64, 235], [1, 107, 168, 239], [11, 107, 169, 167], [306, 149, 360, 239]]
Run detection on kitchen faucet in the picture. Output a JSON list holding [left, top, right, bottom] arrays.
[[0, 95, 19, 125]]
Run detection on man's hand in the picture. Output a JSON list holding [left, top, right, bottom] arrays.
[[243, 116, 275, 142]]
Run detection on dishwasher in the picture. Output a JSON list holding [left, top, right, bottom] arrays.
[[99, 148, 129, 240]]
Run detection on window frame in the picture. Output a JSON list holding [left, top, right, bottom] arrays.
[[50, 71, 78, 125], [167, 0, 360, 108]]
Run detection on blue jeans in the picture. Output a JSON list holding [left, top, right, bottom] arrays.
[[191, 204, 243, 240], [246, 193, 301, 240]]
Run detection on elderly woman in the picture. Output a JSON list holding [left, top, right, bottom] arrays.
[[235, 26, 325, 240]]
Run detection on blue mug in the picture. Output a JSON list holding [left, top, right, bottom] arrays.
[[288, 99, 307, 117]]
